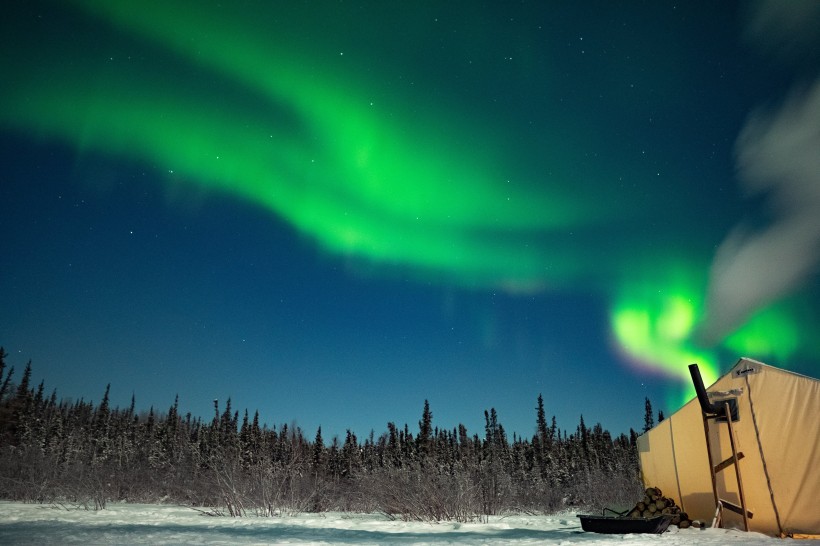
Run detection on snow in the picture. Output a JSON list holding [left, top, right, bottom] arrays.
[[0, 502, 786, 545]]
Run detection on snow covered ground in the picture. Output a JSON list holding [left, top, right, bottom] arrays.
[[0, 502, 787, 545]]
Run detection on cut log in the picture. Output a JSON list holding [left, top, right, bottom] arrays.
[[627, 485, 687, 525]]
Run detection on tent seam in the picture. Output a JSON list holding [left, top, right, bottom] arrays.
[[745, 373, 783, 536], [668, 418, 684, 513]]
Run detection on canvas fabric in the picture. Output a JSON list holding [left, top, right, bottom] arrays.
[[637, 358, 820, 537]]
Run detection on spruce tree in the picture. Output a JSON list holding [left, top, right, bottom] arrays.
[[16, 360, 32, 400], [579, 414, 589, 461], [341, 429, 359, 477], [312, 426, 324, 472], [0, 347, 8, 401], [536, 394, 548, 445], [417, 399, 433, 460], [643, 397, 654, 432]]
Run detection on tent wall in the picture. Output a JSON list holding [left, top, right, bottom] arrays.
[[638, 358, 820, 536], [637, 397, 715, 522], [741, 360, 820, 536]]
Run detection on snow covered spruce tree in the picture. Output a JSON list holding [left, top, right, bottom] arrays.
[[0, 353, 642, 516]]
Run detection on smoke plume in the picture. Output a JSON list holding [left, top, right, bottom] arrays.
[[701, 81, 820, 342]]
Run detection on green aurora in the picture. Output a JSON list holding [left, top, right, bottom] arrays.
[[5, 1, 613, 288], [2, 0, 817, 411]]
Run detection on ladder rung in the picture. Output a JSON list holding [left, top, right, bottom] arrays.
[[714, 452, 745, 473], [719, 499, 753, 519]]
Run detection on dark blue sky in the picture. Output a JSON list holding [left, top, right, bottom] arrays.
[[2, 1, 819, 441]]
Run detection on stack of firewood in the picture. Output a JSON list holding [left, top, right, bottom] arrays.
[[627, 487, 700, 528]]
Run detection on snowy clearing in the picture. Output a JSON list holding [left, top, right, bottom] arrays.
[[0, 502, 787, 545]]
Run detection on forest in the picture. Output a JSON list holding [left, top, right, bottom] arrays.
[[0, 348, 647, 521]]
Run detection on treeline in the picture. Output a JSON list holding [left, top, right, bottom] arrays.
[[0, 349, 643, 520]]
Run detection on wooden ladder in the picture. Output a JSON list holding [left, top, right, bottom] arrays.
[[701, 400, 752, 531]]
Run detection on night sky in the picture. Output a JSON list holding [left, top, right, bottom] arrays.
[[2, 1, 819, 441]]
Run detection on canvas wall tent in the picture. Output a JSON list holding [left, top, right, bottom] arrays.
[[637, 358, 820, 537]]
